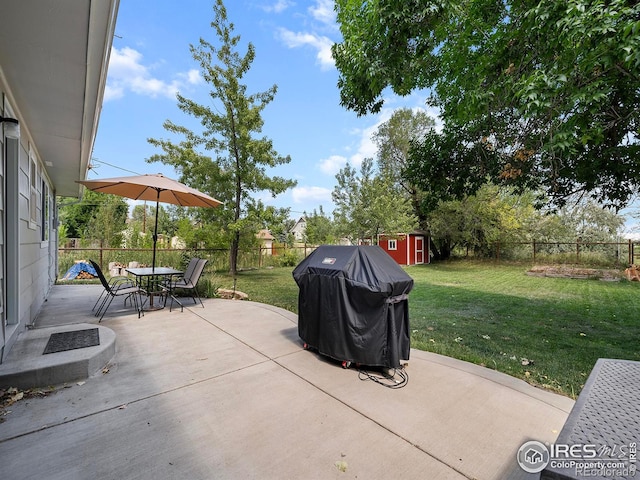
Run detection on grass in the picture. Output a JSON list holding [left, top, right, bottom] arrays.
[[216, 260, 640, 398], [218, 268, 299, 312]]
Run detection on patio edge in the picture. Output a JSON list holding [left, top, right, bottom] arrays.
[[0, 323, 116, 389]]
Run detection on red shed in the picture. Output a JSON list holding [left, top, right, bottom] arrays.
[[378, 231, 430, 266]]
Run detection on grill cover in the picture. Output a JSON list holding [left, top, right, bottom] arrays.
[[292, 245, 413, 368]]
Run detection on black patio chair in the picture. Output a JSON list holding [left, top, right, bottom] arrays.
[[91, 266, 135, 313], [90, 260, 144, 322], [164, 258, 208, 312]]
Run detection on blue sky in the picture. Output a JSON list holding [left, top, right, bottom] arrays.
[[91, 0, 436, 219], [91, 0, 638, 236]]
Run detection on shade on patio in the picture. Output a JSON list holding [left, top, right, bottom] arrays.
[[77, 173, 222, 269]]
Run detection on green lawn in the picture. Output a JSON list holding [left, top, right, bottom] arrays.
[[217, 261, 640, 398]]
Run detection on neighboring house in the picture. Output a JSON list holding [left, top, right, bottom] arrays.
[[0, 3, 119, 362], [170, 236, 186, 249], [256, 229, 274, 255], [290, 217, 307, 242], [378, 232, 430, 266]]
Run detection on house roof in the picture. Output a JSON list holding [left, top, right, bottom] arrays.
[[290, 217, 307, 232], [379, 230, 429, 237], [0, 0, 119, 197], [256, 229, 275, 241]]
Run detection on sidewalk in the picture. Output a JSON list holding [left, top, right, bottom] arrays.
[[0, 285, 573, 479]]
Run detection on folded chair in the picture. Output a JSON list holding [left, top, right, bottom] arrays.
[[90, 260, 144, 322], [164, 258, 208, 312]]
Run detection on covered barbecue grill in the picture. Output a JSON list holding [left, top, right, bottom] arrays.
[[292, 245, 413, 368]]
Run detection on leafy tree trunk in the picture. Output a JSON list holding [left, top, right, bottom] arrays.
[[229, 159, 242, 275], [229, 232, 240, 277], [431, 240, 451, 261]]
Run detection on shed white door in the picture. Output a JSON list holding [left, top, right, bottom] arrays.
[[415, 236, 424, 264]]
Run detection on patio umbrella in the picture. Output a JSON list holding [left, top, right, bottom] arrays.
[[77, 173, 222, 270]]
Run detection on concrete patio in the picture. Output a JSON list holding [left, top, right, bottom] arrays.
[[0, 284, 574, 479]]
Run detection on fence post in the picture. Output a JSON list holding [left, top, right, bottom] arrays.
[[629, 239, 633, 266], [532, 240, 536, 263], [576, 238, 580, 263]]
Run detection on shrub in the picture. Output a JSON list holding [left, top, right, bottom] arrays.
[[277, 250, 301, 267]]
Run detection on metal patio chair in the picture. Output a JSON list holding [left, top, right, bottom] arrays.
[[91, 265, 135, 313], [90, 260, 144, 322], [164, 258, 208, 312]]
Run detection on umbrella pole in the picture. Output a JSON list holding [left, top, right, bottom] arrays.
[[152, 193, 160, 271]]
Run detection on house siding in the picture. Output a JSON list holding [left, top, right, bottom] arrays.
[[380, 236, 409, 265], [1, 87, 56, 362]]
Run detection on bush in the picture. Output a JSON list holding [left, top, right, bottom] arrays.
[[277, 250, 301, 267], [196, 274, 223, 298]]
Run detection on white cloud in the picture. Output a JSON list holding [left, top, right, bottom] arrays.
[[103, 84, 124, 102], [277, 28, 335, 70], [309, 0, 336, 26], [292, 186, 332, 204], [318, 155, 347, 175], [108, 46, 147, 78], [262, 0, 294, 13], [105, 46, 197, 101], [181, 69, 202, 85], [347, 122, 381, 168]]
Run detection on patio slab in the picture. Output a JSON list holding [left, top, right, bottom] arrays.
[[0, 286, 574, 479]]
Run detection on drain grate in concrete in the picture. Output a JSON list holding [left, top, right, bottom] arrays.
[[43, 328, 100, 355]]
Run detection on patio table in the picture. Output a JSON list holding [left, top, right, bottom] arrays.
[[125, 267, 183, 311]]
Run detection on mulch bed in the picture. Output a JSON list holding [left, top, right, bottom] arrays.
[[526, 265, 623, 281]]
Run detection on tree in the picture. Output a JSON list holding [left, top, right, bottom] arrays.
[[428, 184, 526, 258], [58, 190, 100, 239], [427, 186, 625, 259], [304, 206, 337, 245], [373, 108, 435, 226], [406, 127, 504, 214], [245, 200, 293, 245], [148, 0, 296, 275], [86, 194, 129, 248], [128, 203, 180, 248], [333, 0, 640, 210], [174, 218, 226, 249], [332, 158, 418, 244], [559, 200, 625, 243], [58, 190, 128, 245]]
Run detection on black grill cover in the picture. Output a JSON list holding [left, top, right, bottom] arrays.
[[292, 245, 413, 368]]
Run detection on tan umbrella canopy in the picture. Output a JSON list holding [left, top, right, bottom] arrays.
[[77, 173, 222, 270]]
